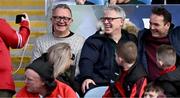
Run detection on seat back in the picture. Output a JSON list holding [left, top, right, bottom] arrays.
[[84, 86, 108, 98], [88, 0, 106, 5]]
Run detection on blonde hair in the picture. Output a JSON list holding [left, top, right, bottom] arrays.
[[47, 43, 72, 78]]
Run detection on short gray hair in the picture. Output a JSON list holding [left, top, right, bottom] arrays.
[[104, 5, 126, 19], [52, 4, 72, 17]]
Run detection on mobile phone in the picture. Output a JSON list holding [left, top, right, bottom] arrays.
[[15, 14, 26, 24]]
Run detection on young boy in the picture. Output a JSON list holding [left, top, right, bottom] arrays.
[[143, 82, 166, 98], [103, 41, 147, 98], [155, 44, 180, 97]]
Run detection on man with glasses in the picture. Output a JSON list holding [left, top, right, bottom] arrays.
[[79, 5, 137, 94], [32, 4, 85, 78]]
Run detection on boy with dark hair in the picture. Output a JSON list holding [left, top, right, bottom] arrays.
[[103, 41, 147, 98]]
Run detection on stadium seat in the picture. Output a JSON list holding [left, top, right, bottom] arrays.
[[88, 0, 106, 5], [84, 86, 108, 98]]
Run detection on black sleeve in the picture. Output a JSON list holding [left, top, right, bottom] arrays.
[[78, 37, 103, 82]]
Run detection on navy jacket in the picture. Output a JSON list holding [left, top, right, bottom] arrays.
[[79, 30, 137, 86], [138, 25, 180, 73]]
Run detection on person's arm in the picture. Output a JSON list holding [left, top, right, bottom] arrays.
[[130, 77, 147, 98], [79, 37, 102, 92], [31, 39, 42, 61], [0, 13, 30, 49]]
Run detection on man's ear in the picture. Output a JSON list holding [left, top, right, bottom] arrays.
[[165, 22, 170, 28], [70, 18, 73, 23], [158, 60, 163, 66]]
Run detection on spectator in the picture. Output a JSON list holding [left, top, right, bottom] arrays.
[[103, 41, 147, 98], [109, 0, 145, 4], [47, 43, 80, 92], [75, 0, 95, 4], [52, 0, 95, 5], [143, 82, 166, 98], [154, 45, 180, 97], [0, 14, 30, 97], [138, 6, 180, 81], [16, 54, 77, 97], [79, 5, 137, 94], [151, 0, 180, 4], [32, 4, 85, 76]]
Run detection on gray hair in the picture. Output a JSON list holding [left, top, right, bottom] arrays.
[[52, 4, 72, 17], [104, 5, 126, 19]]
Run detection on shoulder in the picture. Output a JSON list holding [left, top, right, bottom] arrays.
[[122, 30, 136, 38], [0, 18, 6, 23], [172, 26, 180, 35], [56, 80, 74, 90], [16, 86, 38, 97], [72, 33, 85, 41], [84, 33, 106, 48], [129, 63, 147, 81], [55, 80, 77, 97]]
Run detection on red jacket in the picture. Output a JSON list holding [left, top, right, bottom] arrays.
[[0, 18, 30, 92], [16, 80, 78, 98], [103, 63, 147, 98]]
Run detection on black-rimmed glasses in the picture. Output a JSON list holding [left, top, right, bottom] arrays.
[[100, 17, 122, 22], [71, 54, 75, 60], [52, 16, 71, 22]]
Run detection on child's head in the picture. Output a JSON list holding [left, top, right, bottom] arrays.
[[116, 41, 137, 66], [143, 82, 166, 98], [156, 44, 176, 69]]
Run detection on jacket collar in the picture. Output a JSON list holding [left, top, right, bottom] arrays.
[[159, 65, 176, 75]]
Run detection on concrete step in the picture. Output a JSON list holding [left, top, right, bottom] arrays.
[[1, 16, 47, 21], [0, 0, 44, 7], [15, 81, 25, 88], [11, 56, 31, 67], [8, 21, 47, 28], [0, 9, 45, 16], [30, 31, 47, 38], [13, 68, 25, 75], [10, 44, 34, 55]]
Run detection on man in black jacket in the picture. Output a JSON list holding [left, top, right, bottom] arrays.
[[78, 5, 137, 94]]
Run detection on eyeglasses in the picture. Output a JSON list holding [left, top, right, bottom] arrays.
[[71, 54, 75, 60], [100, 17, 122, 22], [52, 16, 71, 22]]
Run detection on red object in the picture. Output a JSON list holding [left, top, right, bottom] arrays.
[[16, 80, 77, 98], [0, 18, 30, 92]]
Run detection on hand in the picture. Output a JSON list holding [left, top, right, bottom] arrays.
[[21, 13, 30, 28], [81, 79, 96, 93], [21, 13, 29, 22]]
